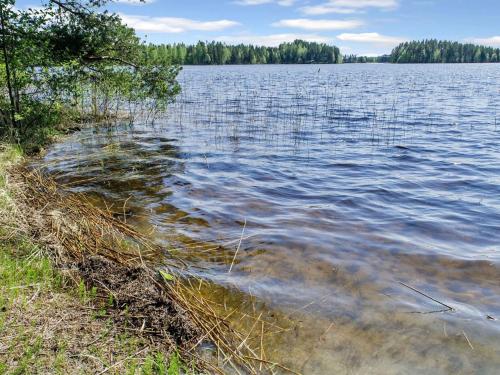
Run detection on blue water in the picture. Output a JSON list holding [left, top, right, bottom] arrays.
[[38, 64, 500, 374]]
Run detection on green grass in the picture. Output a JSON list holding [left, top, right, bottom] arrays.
[[0, 245, 66, 374], [0, 245, 61, 312]]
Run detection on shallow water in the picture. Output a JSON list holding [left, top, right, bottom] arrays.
[[36, 64, 500, 373]]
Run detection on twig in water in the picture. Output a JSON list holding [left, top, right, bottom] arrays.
[[243, 356, 302, 375], [122, 195, 132, 223], [228, 218, 246, 273], [301, 322, 335, 371], [260, 321, 265, 372], [462, 331, 474, 350], [399, 282, 454, 312]]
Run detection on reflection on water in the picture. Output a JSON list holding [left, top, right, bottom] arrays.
[[34, 64, 500, 374]]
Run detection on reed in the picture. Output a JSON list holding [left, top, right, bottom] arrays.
[[165, 73, 438, 152]]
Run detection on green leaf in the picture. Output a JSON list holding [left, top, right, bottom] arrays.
[[160, 270, 175, 282]]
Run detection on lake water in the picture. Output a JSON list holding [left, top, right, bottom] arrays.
[[36, 64, 500, 374]]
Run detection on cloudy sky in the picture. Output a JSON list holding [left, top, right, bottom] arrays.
[[19, 0, 500, 55]]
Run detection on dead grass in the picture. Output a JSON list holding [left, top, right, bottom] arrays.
[[0, 146, 190, 374], [1, 144, 298, 374]]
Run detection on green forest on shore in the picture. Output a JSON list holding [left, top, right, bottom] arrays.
[[143, 40, 343, 65], [389, 40, 500, 63], [143, 39, 500, 65]]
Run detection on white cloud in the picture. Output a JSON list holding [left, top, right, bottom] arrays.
[[215, 33, 331, 47], [301, 0, 398, 15], [273, 18, 363, 30], [119, 14, 240, 33], [466, 36, 500, 47], [300, 5, 357, 15], [234, 0, 296, 6], [337, 32, 405, 46]]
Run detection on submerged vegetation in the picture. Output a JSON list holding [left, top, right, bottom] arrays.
[[0, 144, 300, 374], [143, 40, 343, 65]]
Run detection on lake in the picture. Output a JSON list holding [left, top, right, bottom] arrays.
[[35, 64, 500, 374]]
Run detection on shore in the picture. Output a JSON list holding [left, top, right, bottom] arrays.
[[0, 142, 286, 375], [0, 145, 198, 374]]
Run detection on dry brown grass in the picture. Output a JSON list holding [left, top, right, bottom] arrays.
[[1, 147, 185, 374]]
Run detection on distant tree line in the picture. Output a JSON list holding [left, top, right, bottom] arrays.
[[142, 39, 500, 66], [343, 54, 391, 63], [142, 40, 343, 65], [389, 40, 500, 63]]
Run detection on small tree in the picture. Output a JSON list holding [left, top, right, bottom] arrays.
[[0, 0, 181, 149]]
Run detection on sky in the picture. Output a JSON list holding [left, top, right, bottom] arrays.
[[17, 0, 500, 55]]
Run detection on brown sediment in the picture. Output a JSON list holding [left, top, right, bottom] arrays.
[[6, 164, 291, 374]]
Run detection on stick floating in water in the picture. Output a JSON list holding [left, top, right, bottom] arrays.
[[399, 281, 454, 312], [228, 218, 247, 273]]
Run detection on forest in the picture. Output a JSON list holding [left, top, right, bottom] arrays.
[[343, 54, 391, 63], [143, 39, 499, 66], [389, 40, 500, 63], [142, 40, 343, 65]]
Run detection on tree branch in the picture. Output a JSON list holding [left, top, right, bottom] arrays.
[[83, 55, 138, 69], [48, 0, 88, 18]]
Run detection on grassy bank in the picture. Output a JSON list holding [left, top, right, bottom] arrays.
[[0, 146, 188, 374], [0, 142, 293, 375]]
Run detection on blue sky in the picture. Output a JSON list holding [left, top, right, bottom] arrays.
[[19, 0, 500, 55]]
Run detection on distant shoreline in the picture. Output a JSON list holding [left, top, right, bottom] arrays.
[[144, 39, 500, 65]]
